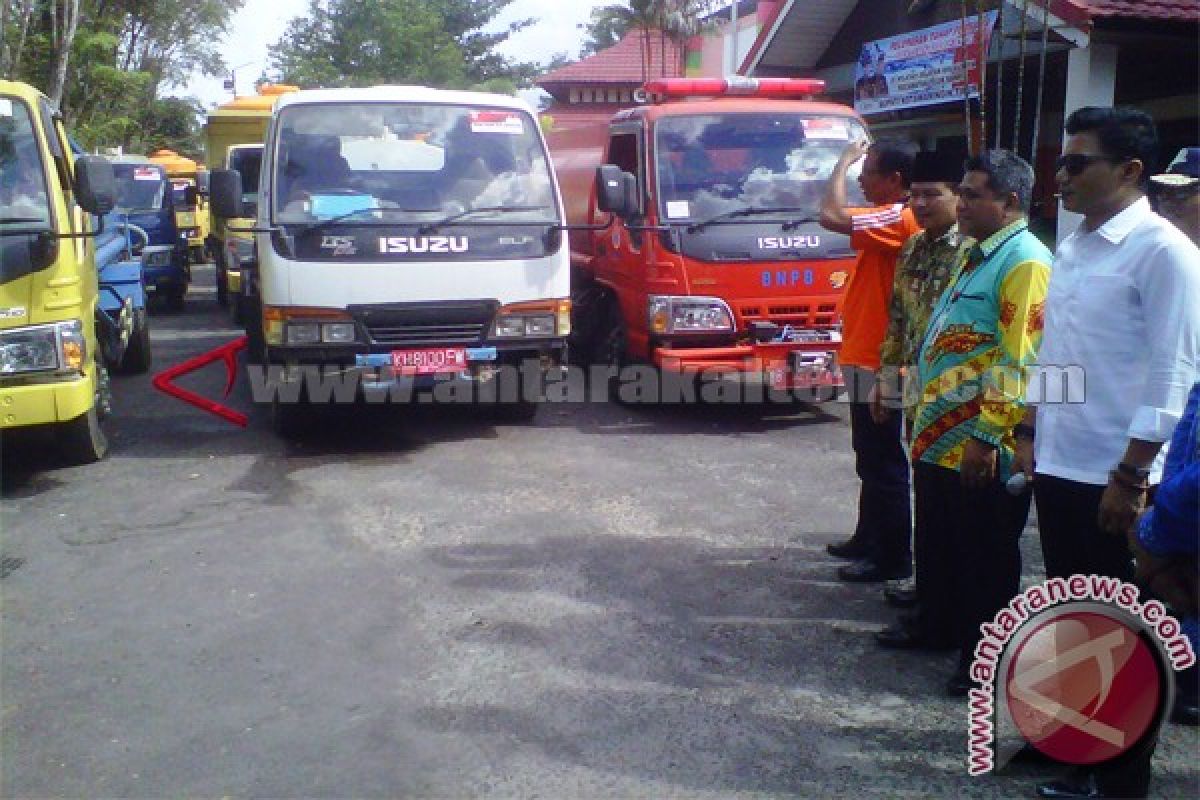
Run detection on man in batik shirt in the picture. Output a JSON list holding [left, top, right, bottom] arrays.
[[910, 150, 1051, 695], [870, 152, 973, 647]]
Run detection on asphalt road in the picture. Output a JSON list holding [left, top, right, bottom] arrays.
[[2, 266, 1196, 798]]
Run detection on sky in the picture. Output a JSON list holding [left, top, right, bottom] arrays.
[[182, 0, 612, 110]]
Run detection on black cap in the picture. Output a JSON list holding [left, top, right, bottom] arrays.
[[911, 151, 961, 184]]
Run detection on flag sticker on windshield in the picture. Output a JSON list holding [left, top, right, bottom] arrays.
[[133, 168, 161, 181], [801, 119, 851, 140], [469, 110, 524, 135], [666, 201, 691, 219]]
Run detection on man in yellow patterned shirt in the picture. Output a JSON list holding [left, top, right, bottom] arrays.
[[870, 152, 974, 645], [909, 150, 1051, 695]]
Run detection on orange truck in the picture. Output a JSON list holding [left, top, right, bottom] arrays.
[[546, 77, 869, 397]]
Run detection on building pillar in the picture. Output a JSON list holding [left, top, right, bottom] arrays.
[[1057, 42, 1118, 244]]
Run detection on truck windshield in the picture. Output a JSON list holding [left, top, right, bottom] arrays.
[[0, 97, 52, 226], [655, 113, 868, 223], [113, 164, 167, 211], [229, 146, 262, 214], [271, 102, 558, 226]]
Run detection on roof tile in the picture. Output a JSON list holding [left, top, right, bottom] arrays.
[[537, 30, 684, 86]]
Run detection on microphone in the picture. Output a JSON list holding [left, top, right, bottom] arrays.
[[1006, 472, 1030, 496]]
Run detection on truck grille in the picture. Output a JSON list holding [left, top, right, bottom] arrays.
[[350, 300, 498, 347], [740, 303, 838, 329]]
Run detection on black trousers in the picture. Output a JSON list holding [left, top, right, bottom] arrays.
[[1034, 473, 1155, 796], [911, 461, 1030, 655], [845, 368, 912, 569], [1034, 474, 1135, 581]]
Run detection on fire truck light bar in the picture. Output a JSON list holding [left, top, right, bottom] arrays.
[[643, 77, 826, 98]]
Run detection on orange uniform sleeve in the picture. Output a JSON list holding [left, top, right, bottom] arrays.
[[849, 205, 920, 255]]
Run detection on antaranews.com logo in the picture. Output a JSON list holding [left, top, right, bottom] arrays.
[[966, 574, 1195, 776]]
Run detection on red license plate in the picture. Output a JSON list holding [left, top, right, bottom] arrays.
[[391, 347, 468, 375]]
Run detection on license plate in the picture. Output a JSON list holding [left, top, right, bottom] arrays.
[[391, 347, 468, 375]]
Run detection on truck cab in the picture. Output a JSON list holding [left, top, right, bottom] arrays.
[[0, 80, 117, 462], [215, 143, 262, 316], [148, 149, 209, 266], [548, 78, 868, 398], [109, 156, 190, 310], [210, 86, 571, 434]]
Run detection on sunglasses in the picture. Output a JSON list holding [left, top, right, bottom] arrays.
[[1055, 153, 1118, 177]]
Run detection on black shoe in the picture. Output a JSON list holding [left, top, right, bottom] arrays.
[[883, 585, 918, 608], [945, 669, 973, 697], [1008, 742, 1058, 765], [826, 537, 868, 559], [1036, 772, 1132, 799], [837, 560, 911, 583], [874, 624, 955, 651], [1171, 693, 1199, 726]]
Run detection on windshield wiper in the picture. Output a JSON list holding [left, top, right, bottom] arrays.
[[686, 206, 813, 233], [418, 205, 551, 234], [292, 207, 424, 238]]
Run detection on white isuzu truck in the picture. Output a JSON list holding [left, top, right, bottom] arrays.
[[209, 86, 571, 434]]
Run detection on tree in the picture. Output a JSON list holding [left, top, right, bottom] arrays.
[[270, 0, 466, 88], [580, 4, 635, 57], [428, 0, 532, 85]]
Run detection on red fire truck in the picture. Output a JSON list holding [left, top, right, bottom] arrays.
[[546, 77, 869, 397]]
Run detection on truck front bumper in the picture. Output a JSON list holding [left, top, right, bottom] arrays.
[[653, 341, 841, 392], [0, 372, 94, 429]]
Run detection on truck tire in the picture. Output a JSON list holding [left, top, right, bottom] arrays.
[[56, 365, 111, 463], [492, 399, 539, 423], [117, 309, 152, 374], [271, 395, 312, 438], [599, 303, 627, 402]]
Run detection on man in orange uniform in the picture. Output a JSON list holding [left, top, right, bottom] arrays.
[[819, 139, 920, 582]]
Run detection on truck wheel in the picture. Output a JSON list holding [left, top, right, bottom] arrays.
[[230, 290, 244, 324], [599, 304, 627, 402], [56, 365, 111, 464], [117, 309, 152, 374], [271, 395, 312, 438]]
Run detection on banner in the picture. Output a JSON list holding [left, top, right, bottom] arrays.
[[854, 11, 999, 115]]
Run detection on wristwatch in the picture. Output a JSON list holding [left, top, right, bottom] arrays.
[[1115, 461, 1151, 482]]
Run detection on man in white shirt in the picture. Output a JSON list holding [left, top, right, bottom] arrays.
[[1018, 107, 1200, 800]]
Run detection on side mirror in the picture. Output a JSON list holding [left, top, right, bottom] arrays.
[[210, 169, 244, 219], [596, 164, 637, 217], [74, 156, 116, 216], [196, 170, 210, 195]]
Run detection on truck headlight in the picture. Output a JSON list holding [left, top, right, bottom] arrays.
[[648, 296, 734, 334], [321, 322, 356, 343], [285, 322, 320, 344], [0, 319, 85, 375], [491, 313, 556, 338], [141, 246, 174, 268]]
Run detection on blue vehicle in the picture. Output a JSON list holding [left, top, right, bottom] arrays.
[[92, 212, 152, 373], [109, 157, 191, 310]]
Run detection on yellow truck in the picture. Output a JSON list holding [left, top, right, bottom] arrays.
[[147, 148, 209, 266], [0, 80, 119, 462], [203, 84, 298, 313]]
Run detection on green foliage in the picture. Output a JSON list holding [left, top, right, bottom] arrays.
[[269, 0, 560, 91], [2, 0, 241, 157], [271, 0, 465, 88]]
